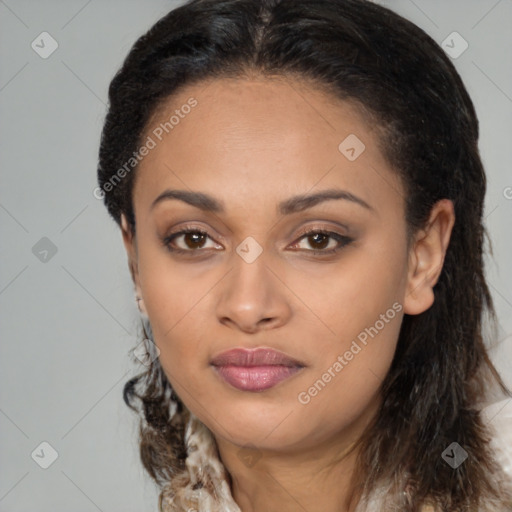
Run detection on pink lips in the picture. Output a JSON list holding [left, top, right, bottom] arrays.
[[210, 348, 304, 392]]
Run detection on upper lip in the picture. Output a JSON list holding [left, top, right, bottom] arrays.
[[210, 347, 304, 368]]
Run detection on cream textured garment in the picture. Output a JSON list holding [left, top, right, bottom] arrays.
[[158, 399, 512, 512]]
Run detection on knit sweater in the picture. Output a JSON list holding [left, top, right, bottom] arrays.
[[157, 399, 512, 511]]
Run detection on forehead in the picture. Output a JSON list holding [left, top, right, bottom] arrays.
[[133, 76, 404, 219]]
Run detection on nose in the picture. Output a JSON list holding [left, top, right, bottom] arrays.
[[215, 251, 292, 334]]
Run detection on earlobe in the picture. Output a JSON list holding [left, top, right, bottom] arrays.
[[402, 256, 437, 315], [120, 214, 144, 309], [121, 213, 134, 251], [403, 199, 455, 316], [120, 214, 137, 274]]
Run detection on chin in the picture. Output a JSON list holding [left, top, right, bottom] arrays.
[[201, 398, 298, 443]]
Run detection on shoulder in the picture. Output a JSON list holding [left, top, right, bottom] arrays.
[[482, 398, 512, 480], [355, 400, 512, 512]]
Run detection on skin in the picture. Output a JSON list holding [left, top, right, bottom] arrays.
[[120, 75, 455, 512]]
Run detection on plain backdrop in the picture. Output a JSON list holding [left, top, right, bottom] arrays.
[[1, 1, 511, 510]]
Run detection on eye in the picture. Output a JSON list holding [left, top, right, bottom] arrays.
[[161, 226, 353, 257], [289, 229, 353, 255], [162, 226, 222, 254]]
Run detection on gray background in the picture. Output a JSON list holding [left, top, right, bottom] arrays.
[[1, 0, 511, 510]]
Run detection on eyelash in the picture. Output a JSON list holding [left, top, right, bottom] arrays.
[[161, 225, 354, 257]]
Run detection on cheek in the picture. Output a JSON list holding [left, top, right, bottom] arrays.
[[294, 310, 402, 443], [136, 247, 213, 363], [285, 235, 407, 343], [287, 236, 406, 411], [137, 236, 216, 322]]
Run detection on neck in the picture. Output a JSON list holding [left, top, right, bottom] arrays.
[[214, 404, 379, 512]]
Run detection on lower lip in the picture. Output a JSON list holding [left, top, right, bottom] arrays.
[[212, 365, 302, 392]]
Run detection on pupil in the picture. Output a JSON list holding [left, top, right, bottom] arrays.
[[310, 233, 328, 249], [185, 233, 205, 249]]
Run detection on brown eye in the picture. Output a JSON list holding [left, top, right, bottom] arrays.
[[182, 232, 208, 249], [162, 228, 222, 254], [306, 232, 331, 250], [290, 229, 353, 255]]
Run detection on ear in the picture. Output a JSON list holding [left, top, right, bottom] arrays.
[[403, 199, 455, 315], [121, 213, 146, 315]]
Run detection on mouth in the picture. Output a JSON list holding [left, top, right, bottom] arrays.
[[210, 347, 305, 392]]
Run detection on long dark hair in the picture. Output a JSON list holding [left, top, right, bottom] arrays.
[[97, 0, 511, 509]]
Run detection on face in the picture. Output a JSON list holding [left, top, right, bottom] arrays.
[[121, 76, 450, 454]]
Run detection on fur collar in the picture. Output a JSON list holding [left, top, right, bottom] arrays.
[[158, 399, 512, 511]]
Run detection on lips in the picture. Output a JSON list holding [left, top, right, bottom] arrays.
[[210, 347, 305, 392], [210, 347, 304, 368]]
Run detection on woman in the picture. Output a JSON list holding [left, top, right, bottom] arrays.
[[97, 0, 512, 510]]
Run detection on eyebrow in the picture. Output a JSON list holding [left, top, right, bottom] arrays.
[[150, 188, 375, 215]]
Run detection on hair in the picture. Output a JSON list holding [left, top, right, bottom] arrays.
[[97, 0, 511, 510]]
